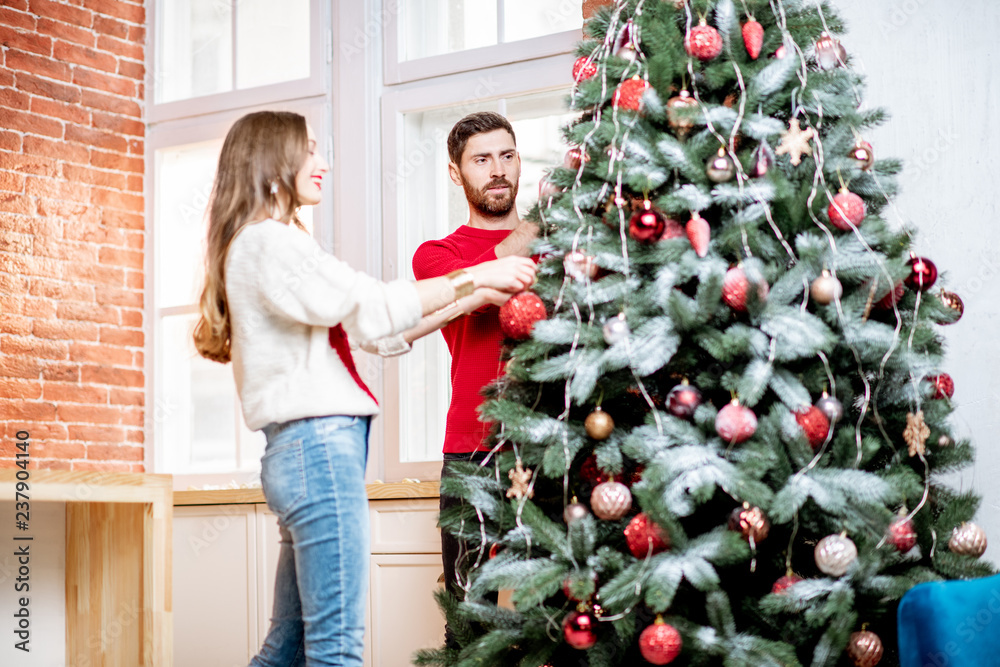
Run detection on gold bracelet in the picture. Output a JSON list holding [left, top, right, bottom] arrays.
[[431, 301, 465, 323], [446, 269, 475, 301]]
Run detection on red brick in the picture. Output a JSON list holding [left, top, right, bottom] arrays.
[[0, 399, 56, 421], [127, 137, 142, 155], [94, 286, 142, 309], [0, 7, 35, 31], [26, 176, 91, 203], [0, 377, 42, 400], [3, 108, 63, 138], [29, 0, 94, 28], [29, 277, 93, 301], [0, 86, 30, 109], [35, 198, 90, 219], [93, 14, 127, 39], [96, 34, 142, 63], [126, 429, 144, 445], [70, 341, 131, 365], [117, 58, 142, 80], [15, 71, 81, 103], [35, 17, 94, 47], [54, 39, 117, 72], [22, 134, 89, 163], [0, 421, 67, 441], [124, 231, 144, 250], [63, 260, 124, 286], [33, 238, 97, 265], [80, 88, 140, 117], [0, 170, 26, 192], [0, 230, 31, 254], [0, 69, 13, 88], [0, 313, 32, 336], [102, 210, 143, 230], [131, 349, 143, 367], [91, 150, 142, 173], [109, 387, 143, 407], [80, 364, 143, 387], [1, 335, 67, 360], [0, 130, 22, 151], [0, 152, 57, 178], [0, 354, 41, 378], [99, 326, 142, 347], [121, 407, 142, 427], [33, 318, 100, 342], [43, 382, 109, 404], [0, 252, 60, 280], [58, 404, 124, 424], [97, 246, 142, 270], [40, 361, 80, 382], [57, 302, 120, 325], [34, 441, 86, 459], [92, 110, 143, 136], [22, 296, 58, 318], [72, 66, 135, 97], [0, 191, 35, 215], [0, 271, 29, 294], [73, 460, 130, 472], [6, 49, 71, 81], [92, 186, 142, 213], [62, 163, 126, 190], [120, 308, 142, 327], [0, 23, 52, 55], [87, 443, 142, 461], [35, 459, 73, 470], [88, 0, 144, 24], [30, 95, 90, 124], [63, 222, 125, 246], [125, 174, 142, 193], [65, 123, 127, 152], [126, 23, 143, 43], [68, 425, 124, 443]]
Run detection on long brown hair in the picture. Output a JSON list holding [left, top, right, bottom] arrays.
[[193, 110, 309, 363]]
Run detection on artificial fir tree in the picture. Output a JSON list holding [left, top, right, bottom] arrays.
[[419, 1, 993, 665]]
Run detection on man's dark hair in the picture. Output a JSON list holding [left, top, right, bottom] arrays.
[[447, 111, 516, 165]]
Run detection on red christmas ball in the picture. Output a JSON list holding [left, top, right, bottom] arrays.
[[572, 56, 598, 82], [742, 20, 764, 60], [905, 256, 938, 292], [938, 290, 965, 324], [624, 513, 671, 558], [499, 292, 547, 340], [875, 281, 905, 310], [828, 191, 866, 231], [728, 504, 770, 544], [579, 453, 609, 487], [722, 266, 768, 312], [772, 573, 804, 594], [564, 147, 590, 171], [613, 77, 650, 112], [847, 630, 884, 667], [888, 514, 917, 553], [629, 204, 667, 243], [638, 620, 682, 664], [685, 24, 723, 61], [660, 216, 686, 241], [667, 381, 702, 418], [563, 610, 597, 649], [930, 373, 954, 400], [716, 402, 757, 444], [795, 405, 831, 449]]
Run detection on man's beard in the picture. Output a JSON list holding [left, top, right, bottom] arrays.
[[461, 176, 518, 217]]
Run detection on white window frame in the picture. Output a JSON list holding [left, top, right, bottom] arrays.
[[379, 53, 577, 483]]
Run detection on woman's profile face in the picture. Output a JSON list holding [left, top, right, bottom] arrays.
[[294, 124, 329, 206]]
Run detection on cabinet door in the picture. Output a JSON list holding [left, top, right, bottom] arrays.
[[173, 505, 258, 666], [368, 554, 446, 667], [255, 504, 282, 643]]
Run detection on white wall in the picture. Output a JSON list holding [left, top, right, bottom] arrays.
[[836, 0, 1000, 560]]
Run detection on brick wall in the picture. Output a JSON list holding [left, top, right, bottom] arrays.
[[0, 0, 146, 472]]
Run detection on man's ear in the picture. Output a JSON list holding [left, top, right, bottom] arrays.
[[448, 161, 463, 187]]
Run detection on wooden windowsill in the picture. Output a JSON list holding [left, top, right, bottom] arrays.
[[174, 480, 440, 506]]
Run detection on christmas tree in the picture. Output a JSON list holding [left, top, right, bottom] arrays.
[[419, 1, 994, 665]]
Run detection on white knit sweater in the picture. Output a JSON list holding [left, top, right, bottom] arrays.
[[224, 219, 422, 431]]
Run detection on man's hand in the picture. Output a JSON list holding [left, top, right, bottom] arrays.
[[466, 255, 536, 293], [493, 219, 539, 258]]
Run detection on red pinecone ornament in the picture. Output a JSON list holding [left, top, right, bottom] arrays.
[[828, 190, 866, 230], [613, 77, 650, 112], [795, 405, 831, 449], [624, 513, 671, 558], [875, 281, 905, 310], [888, 514, 917, 553], [563, 610, 597, 649], [686, 213, 711, 257], [772, 573, 804, 594], [572, 56, 598, 82], [722, 266, 768, 312], [716, 401, 757, 444], [742, 20, 764, 59], [499, 292, 547, 340], [639, 620, 682, 665], [930, 373, 954, 399], [685, 23, 723, 61]]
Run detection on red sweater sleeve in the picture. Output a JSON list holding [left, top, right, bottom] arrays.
[[412, 239, 497, 280]]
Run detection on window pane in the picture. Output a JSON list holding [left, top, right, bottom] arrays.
[[159, 314, 264, 473], [157, 0, 233, 103], [236, 0, 311, 89], [400, 0, 498, 61], [503, 0, 583, 43], [156, 140, 222, 309]]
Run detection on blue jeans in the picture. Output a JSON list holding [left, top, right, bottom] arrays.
[[250, 415, 371, 667]]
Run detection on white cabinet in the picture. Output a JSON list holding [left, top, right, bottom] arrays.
[[173, 493, 444, 667]]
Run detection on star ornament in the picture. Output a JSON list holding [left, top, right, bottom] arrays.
[[904, 411, 931, 457], [775, 118, 817, 166], [506, 460, 534, 499]]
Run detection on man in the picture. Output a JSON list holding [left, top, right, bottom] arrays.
[[411, 111, 538, 646]]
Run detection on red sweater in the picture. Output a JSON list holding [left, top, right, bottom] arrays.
[[412, 225, 512, 453]]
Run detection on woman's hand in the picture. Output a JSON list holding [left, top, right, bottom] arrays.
[[466, 256, 536, 293], [474, 287, 515, 308]]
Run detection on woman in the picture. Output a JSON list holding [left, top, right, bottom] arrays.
[[193, 110, 535, 666]]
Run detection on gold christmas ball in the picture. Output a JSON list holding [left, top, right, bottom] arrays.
[[585, 408, 615, 440], [811, 270, 843, 305], [949, 522, 988, 557], [847, 630, 884, 667], [850, 140, 875, 170], [666, 90, 698, 138]]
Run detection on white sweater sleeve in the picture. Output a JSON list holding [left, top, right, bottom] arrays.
[[254, 223, 421, 341]]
